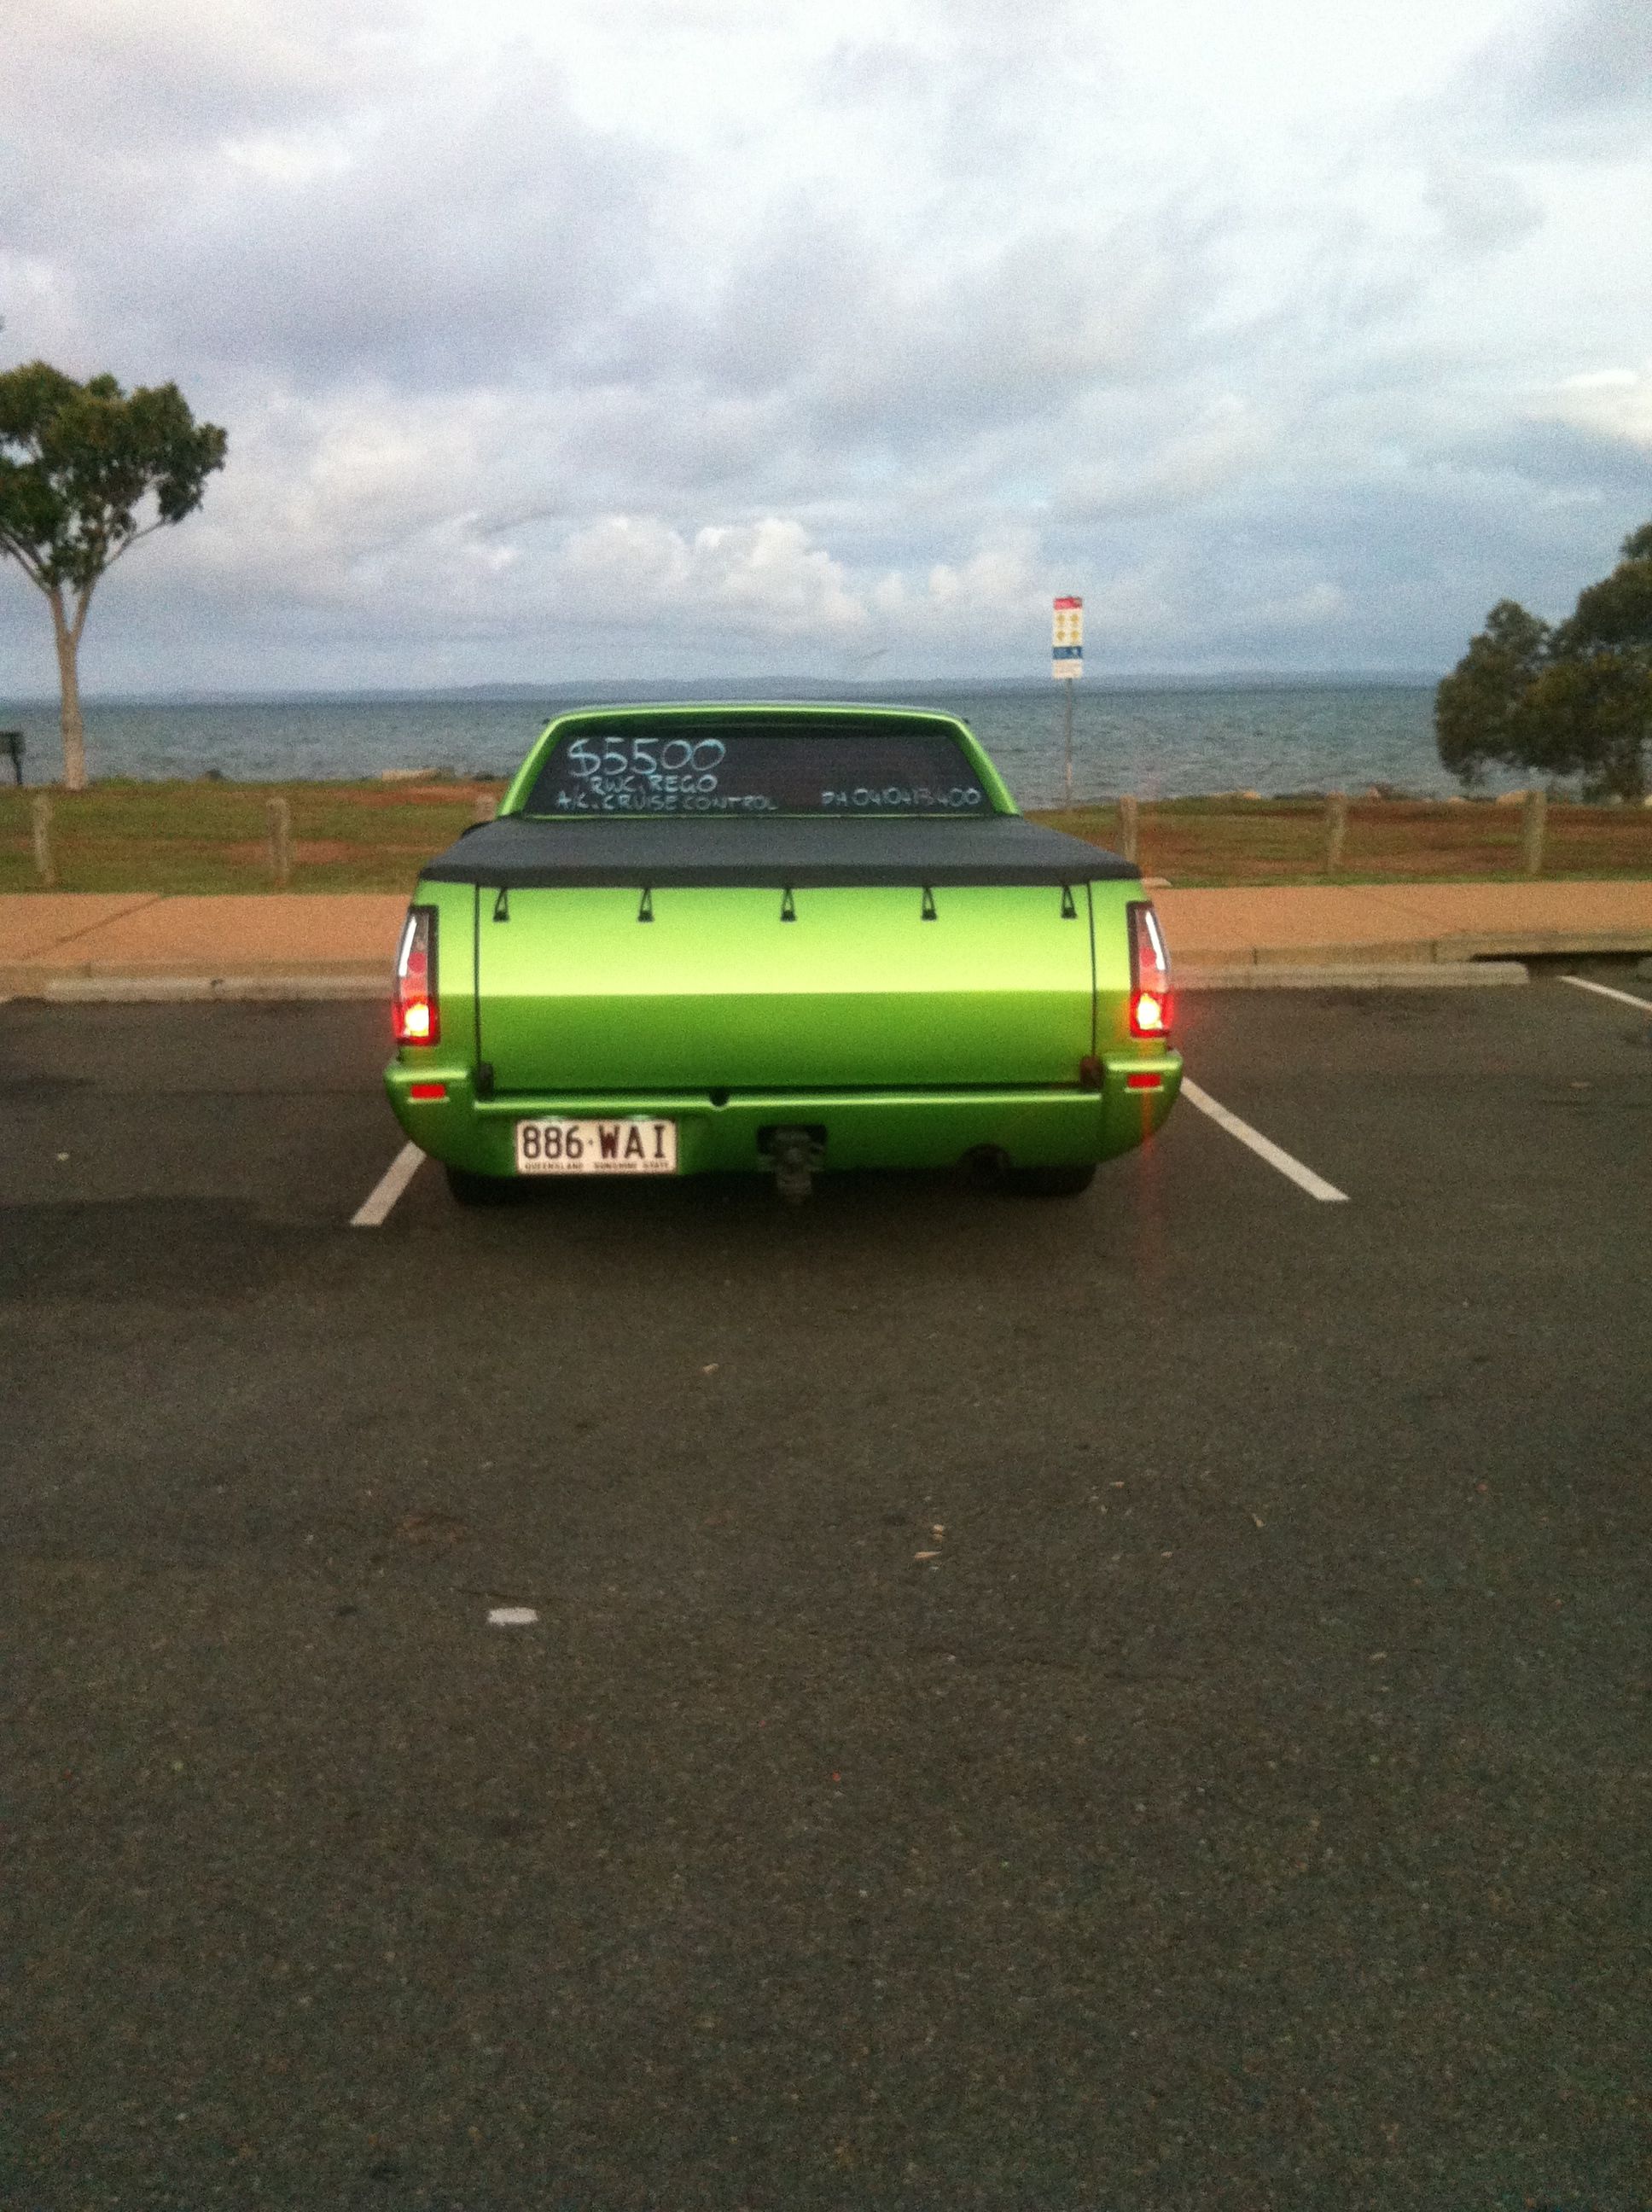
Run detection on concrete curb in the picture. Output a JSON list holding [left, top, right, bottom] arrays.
[[1178, 961, 1529, 990], [1439, 931, 1652, 960], [1169, 934, 1649, 973], [3, 961, 1534, 1004], [20, 972, 388, 1004]]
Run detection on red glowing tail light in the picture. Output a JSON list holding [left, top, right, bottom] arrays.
[[1126, 900, 1172, 1040], [393, 905, 439, 1046]]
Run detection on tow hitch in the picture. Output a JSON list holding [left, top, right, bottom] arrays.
[[761, 1124, 826, 1205]]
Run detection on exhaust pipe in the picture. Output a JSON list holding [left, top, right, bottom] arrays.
[[765, 1125, 823, 1205]]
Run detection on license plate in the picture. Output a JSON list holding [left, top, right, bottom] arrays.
[[515, 1117, 678, 1176]]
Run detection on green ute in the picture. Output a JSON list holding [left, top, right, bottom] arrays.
[[386, 704, 1181, 1202]]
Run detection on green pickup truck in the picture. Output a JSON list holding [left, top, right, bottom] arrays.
[[386, 702, 1180, 1202]]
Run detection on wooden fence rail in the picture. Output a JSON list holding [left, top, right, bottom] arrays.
[[265, 795, 292, 888], [32, 793, 54, 888]]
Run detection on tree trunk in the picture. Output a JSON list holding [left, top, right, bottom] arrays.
[[49, 586, 90, 791]]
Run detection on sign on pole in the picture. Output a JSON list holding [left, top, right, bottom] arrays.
[[1052, 595, 1083, 679], [1052, 595, 1083, 808]]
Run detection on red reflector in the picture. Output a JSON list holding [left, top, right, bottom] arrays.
[[409, 1081, 446, 1101], [1126, 1072, 1162, 1091]]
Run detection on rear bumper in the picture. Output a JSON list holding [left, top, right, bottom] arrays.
[[385, 1054, 1182, 1175]]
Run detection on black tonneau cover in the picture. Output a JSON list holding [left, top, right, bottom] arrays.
[[421, 814, 1138, 889]]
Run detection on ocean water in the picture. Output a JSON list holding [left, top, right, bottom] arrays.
[[0, 680, 1506, 806]]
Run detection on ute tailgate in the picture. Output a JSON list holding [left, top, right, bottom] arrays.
[[476, 882, 1094, 1092]]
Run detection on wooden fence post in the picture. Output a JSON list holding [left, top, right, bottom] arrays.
[[266, 795, 292, 888], [1323, 792, 1349, 874], [1118, 794, 1139, 864], [1521, 787, 1547, 876], [32, 793, 55, 888]]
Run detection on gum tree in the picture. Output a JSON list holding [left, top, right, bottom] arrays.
[[0, 361, 227, 789], [1436, 525, 1652, 802]]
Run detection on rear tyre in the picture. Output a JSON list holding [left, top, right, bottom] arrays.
[[1005, 1163, 1096, 1198], [445, 1163, 519, 1208]]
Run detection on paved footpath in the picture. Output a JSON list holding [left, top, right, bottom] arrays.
[[2, 881, 1650, 996], [0, 893, 409, 996]]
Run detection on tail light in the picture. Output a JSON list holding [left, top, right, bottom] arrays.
[[1126, 900, 1172, 1039], [393, 905, 439, 1045]]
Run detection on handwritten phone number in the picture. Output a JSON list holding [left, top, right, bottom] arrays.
[[821, 786, 984, 810]]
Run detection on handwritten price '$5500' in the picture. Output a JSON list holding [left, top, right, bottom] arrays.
[[562, 735, 728, 790]]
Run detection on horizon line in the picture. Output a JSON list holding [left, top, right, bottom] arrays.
[[0, 669, 1447, 707]]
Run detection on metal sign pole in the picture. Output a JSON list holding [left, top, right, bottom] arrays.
[[1051, 596, 1083, 811]]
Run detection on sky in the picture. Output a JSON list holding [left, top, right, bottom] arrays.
[[2, 0, 1650, 693]]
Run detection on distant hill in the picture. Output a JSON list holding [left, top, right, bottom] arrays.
[[13, 671, 1445, 709]]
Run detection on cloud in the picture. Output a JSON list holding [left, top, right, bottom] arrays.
[[1514, 0, 1652, 120], [1422, 157, 1544, 257], [1, 0, 1650, 690], [1532, 366, 1652, 451], [690, 195, 1219, 446], [553, 515, 869, 639], [3, 0, 399, 151], [1452, 0, 1652, 152], [3, 36, 671, 391], [1056, 395, 1276, 518]]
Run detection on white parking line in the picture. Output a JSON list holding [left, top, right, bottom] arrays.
[[1179, 1078, 1350, 1203], [1561, 975, 1652, 1015], [351, 1142, 426, 1227]]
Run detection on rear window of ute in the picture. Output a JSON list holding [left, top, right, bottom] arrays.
[[522, 717, 990, 818]]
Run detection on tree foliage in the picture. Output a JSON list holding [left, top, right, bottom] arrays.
[[0, 360, 227, 788], [1436, 527, 1652, 801]]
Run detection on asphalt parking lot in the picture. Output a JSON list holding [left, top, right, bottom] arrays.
[[3, 966, 1650, 2212]]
